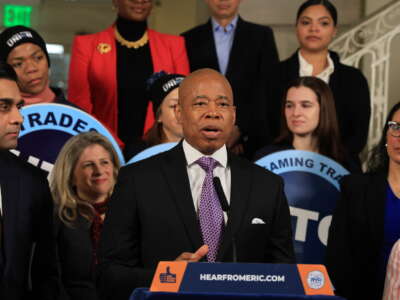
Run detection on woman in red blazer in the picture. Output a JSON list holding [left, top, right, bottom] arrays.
[[68, 0, 189, 153]]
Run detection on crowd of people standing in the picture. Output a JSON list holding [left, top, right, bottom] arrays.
[[1, 0, 398, 300]]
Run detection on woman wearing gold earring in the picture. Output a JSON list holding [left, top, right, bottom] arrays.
[[68, 0, 189, 158]]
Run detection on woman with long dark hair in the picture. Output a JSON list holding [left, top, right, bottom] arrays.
[[255, 76, 354, 170], [327, 102, 400, 300], [268, 0, 370, 167]]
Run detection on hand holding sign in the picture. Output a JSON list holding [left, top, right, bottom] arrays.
[[175, 245, 208, 262]]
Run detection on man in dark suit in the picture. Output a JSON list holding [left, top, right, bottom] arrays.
[[98, 68, 295, 299], [182, 0, 279, 157], [0, 62, 59, 299]]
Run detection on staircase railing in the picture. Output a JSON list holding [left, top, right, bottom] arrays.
[[330, 0, 400, 151]]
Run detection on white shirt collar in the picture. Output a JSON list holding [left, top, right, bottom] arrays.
[[298, 51, 335, 83], [211, 15, 238, 33], [182, 140, 228, 168]]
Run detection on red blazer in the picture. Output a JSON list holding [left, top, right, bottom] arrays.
[[68, 25, 190, 142]]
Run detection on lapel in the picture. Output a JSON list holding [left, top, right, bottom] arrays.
[[284, 51, 301, 82], [365, 173, 386, 253], [200, 20, 220, 71], [327, 51, 340, 96], [225, 17, 246, 78], [217, 153, 251, 261], [94, 25, 117, 104], [160, 143, 203, 251], [148, 29, 173, 72], [0, 154, 20, 264]]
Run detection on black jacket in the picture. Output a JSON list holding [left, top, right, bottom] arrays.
[[182, 17, 279, 156], [52, 87, 80, 109], [326, 172, 387, 300], [56, 215, 98, 300], [0, 150, 59, 300], [97, 143, 295, 300]]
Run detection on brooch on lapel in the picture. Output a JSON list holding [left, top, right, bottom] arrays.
[[97, 43, 111, 54]]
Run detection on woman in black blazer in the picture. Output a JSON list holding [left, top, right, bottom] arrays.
[[326, 102, 400, 300], [50, 132, 121, 300], [267, 0, 370, 167]]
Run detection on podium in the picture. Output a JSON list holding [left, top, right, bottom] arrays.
[[130, 288, 346, 300], [129, 262, 345, 300]]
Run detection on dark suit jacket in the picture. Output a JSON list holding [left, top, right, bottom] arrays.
[[182, 17, 279, 155], [267, 51, 371, 159], [326, 172, 386, 300], [0, 150, 59, 300], [97, 143, 295, 300], [56, 215, 98, 300]]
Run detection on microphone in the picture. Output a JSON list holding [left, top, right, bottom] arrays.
[[213, 177, 237, 263], [213, 177, 229, 212]]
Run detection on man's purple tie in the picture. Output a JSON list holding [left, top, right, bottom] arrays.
[[196, 156, 224, 262]]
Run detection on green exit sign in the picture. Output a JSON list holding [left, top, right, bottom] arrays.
[[3, 5, 33, 27]]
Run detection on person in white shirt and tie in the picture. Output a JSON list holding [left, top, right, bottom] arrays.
[[97, 68, 295, 300]]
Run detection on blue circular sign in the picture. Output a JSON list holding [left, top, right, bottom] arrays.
[[127, 142, 178, 164], [14, 103, 125, 174], [256, 150, 349, 264]]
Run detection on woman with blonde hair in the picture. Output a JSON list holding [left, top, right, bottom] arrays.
[[50, 131, 120, 300]]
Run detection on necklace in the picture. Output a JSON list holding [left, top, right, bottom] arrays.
[[114, 27, 148, 49]]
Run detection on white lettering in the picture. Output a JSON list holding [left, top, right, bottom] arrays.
[[290, 206, 319, 242], [27, 155, 40, 167], [198, 273, 285, 282], [318, 215, 332, 246], [10, 149, 20, 156], [6, 32, 33, 47], [41, 161, 54, 174]]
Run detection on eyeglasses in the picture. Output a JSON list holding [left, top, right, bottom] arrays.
[[388, 121, 400, 137]]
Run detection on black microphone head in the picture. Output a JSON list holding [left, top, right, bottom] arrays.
[[213, 177, 229, 212]]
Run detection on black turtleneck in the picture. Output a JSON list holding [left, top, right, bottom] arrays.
[[115, 16, 153, 148]]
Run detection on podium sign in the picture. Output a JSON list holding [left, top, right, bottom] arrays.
[[150, 262, 334, 296]]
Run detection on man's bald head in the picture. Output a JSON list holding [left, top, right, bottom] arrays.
[[175, 68, 236, 155], [179, 68, 233, 106]]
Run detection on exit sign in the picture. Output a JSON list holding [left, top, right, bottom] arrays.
[[3, 5, 33, 27]]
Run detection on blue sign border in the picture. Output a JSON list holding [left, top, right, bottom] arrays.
[[19, 103, 125, 165], [127, 142, 178, 164], [255, 150, 349, 190]]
